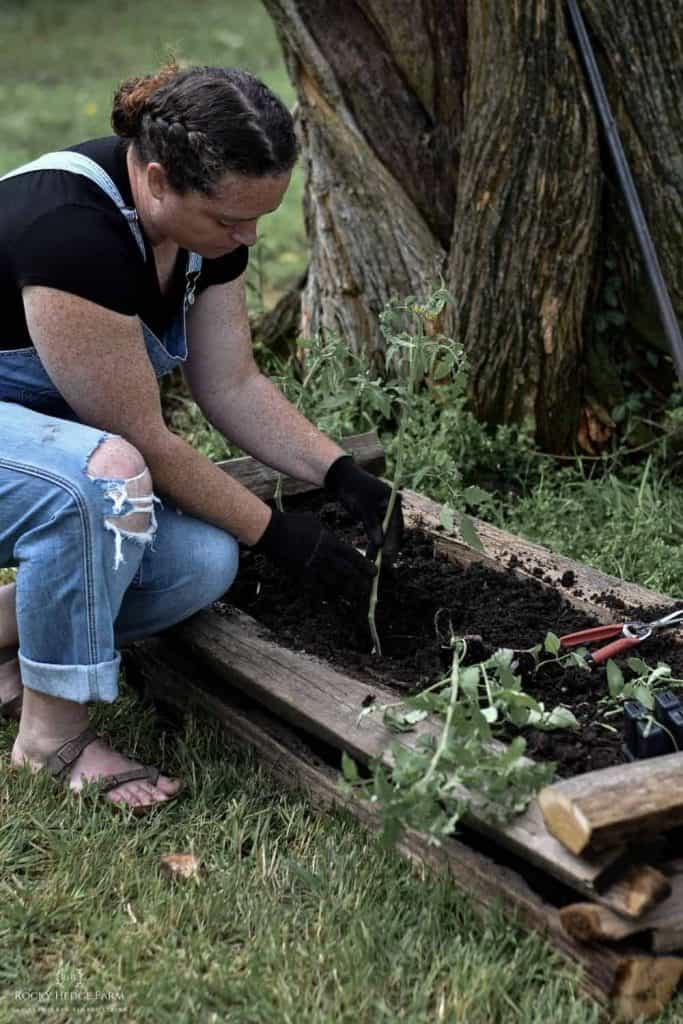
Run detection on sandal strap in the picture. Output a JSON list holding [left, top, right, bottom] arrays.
[[45, 725, 99, 777], [95, 766, 161, 793]]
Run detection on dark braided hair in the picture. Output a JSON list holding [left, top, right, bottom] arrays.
[[111, 62, 298, 194]]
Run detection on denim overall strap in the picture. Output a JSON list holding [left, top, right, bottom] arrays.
[[185, 251, 202, 312], [1, 151, 203, 389], [1, 152, 146, 259]]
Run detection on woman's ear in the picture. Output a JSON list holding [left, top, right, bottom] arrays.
[[146, 162, 168, 201]]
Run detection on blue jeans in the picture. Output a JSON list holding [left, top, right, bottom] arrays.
[[0, 401, 239, 704]]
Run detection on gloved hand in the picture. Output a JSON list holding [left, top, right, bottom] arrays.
[[252, 508, 376, 599], [324, 454, 403, 563]]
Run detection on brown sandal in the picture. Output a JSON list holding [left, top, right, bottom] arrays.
[[45, 726, 184, 815]]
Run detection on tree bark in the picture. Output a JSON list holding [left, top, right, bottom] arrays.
[[448, 1, 599, 449], [263, 0, 682, 451]]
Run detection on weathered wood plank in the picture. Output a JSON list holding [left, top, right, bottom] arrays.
[[401, 489, 675, 621], [538, 756, 683, 855], [166, 604, 679, 918], [124, 638, 683, 1021], [216, 430, 385, 498]]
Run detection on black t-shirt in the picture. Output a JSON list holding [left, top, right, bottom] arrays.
[[0, 136, 249, 349]]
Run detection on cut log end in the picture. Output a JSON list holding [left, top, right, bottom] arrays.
[[560, 903, 634, 944], [538, 786, 592, 855], [620, 866, 672, 919], [613, 956, 683, 1022]]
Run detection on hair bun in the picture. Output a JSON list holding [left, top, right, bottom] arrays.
[[111, 61, 180, 139]]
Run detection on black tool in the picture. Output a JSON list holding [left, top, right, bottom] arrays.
[[566, 0, 683, 381]]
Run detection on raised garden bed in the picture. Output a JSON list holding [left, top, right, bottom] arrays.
[[123, 433, 683, 1020], [229, 490, 679, 780]]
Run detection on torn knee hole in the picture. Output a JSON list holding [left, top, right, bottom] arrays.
[[104, 467, 155, 533], [100, 468, 162, 571], [105, 509, 151, 533]]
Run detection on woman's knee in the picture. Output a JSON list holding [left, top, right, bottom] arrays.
[[86, 436, 154, 535], [192, 532, 240, 605]]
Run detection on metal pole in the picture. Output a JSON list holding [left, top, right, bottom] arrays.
[[566, 0, 683, 381]]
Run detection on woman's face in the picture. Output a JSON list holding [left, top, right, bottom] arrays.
[[148, 167, 292, 257]]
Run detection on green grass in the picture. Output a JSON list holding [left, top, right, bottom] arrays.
[[1, 700, 602, 1024], [494, 456, 683, 596], [3, 4, 683, 1022]]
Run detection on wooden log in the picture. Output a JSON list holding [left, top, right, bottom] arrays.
[[538, 755, 683, 856], [604, 866, 672, 919], [124, 638, 683, 1022], [562, 871, 683, 953], [162, 604, 679, 919], [216, 429, 384, 499], [612, 958, 683, 1022], [561, 903, 640, 944]]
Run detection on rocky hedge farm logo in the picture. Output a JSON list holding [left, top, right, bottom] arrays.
[[13, 963, 125, 1012]]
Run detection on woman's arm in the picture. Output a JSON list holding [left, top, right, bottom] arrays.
[[22, 285, 271, 545], [183, 275, 346, 484]]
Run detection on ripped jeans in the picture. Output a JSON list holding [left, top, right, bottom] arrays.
[[0, 403, 239, 704]]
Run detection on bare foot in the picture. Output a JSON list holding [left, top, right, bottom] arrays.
[[11, 733, 184, 811]]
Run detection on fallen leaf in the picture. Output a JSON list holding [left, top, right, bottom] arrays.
[[160, 853, 204, 881]]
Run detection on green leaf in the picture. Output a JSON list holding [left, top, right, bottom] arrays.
[[402, 708, 429, 726], [508, 704, 532, 727], [499, 735, 527, 769], [460, 666, 481, 697], [634, 684, 655, 710], [341, 750, 359, 783], [606, 660, 624, 698], [384, 706, 421, 733], [544, 706, 579, 730], [439, 504, 455, 533], [433, 355, 455, 380], [544, 632, 561, 655], [463, 485, 491, 506], [459, 514, 483, 552], [627, 656, 651, 675]]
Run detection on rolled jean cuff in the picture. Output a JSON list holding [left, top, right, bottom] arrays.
[[18, 650, 121, 704]]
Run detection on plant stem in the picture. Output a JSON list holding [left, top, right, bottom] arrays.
[[368, 310, 423, 655], [420, 643, 461, 790]]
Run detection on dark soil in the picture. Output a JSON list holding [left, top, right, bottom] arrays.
[[223, 493, 683, 779]]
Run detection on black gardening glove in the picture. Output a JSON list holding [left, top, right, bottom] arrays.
[[252, 508, 377, 600], [324, 455, 403, 564]]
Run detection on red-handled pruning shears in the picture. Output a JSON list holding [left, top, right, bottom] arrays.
[[560, 608, 683, 665]]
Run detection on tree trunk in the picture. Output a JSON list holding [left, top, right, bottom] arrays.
[[263, 0, 683, 452]]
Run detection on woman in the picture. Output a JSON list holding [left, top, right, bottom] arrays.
[[0, 63, 402, 813]]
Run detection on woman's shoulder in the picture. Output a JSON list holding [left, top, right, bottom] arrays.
[[66, 136, 132, 203]]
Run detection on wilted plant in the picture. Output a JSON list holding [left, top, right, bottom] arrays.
[[367, 289, 472, 654], [343, 631, 578, 846]]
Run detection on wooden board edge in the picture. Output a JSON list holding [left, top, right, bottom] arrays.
[[401, 488, 678, 618], [216, 430, 385, 500]]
